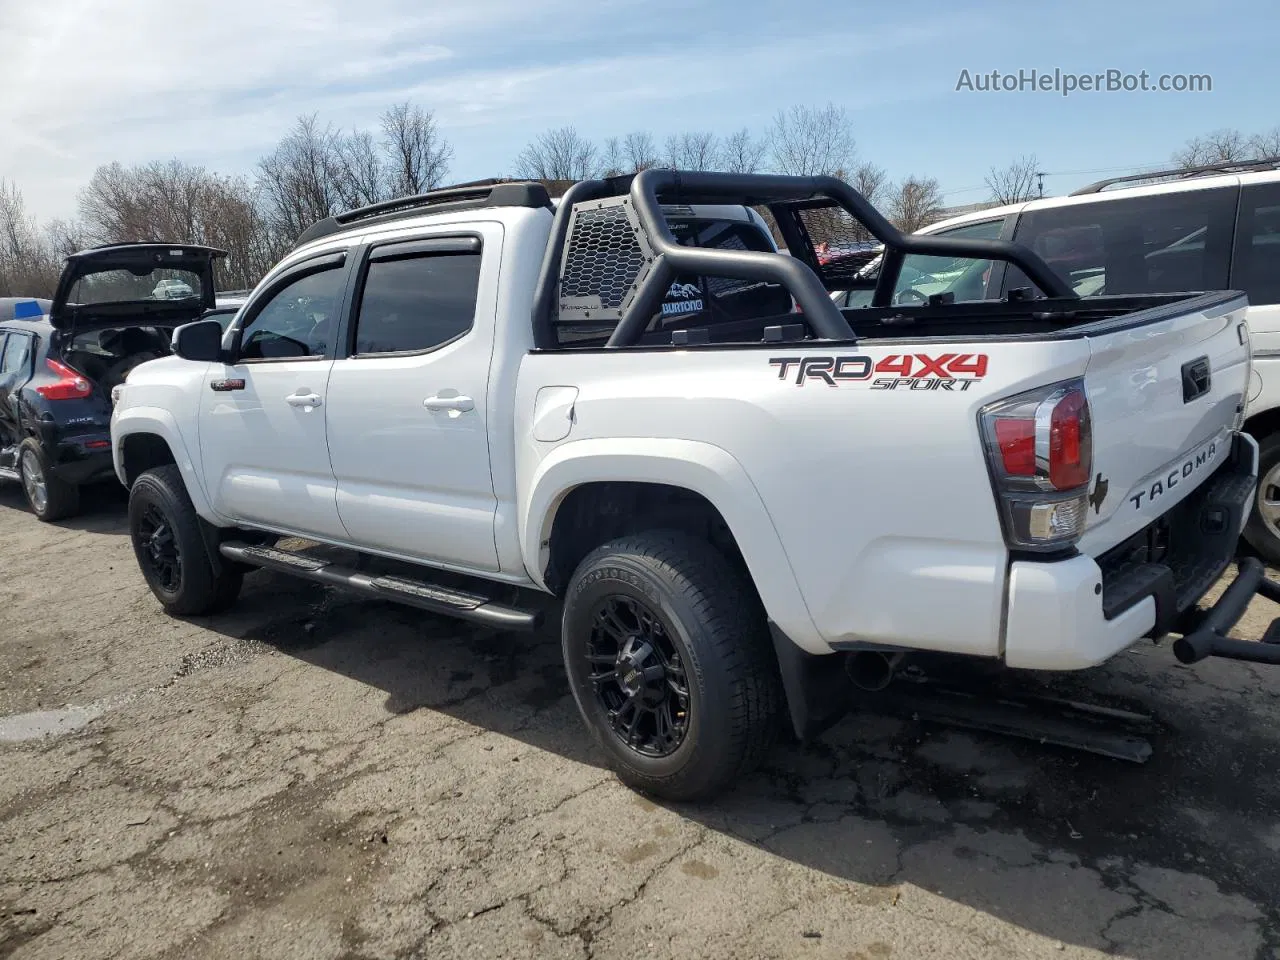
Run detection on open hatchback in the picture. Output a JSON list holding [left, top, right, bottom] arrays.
[[49, 243, 226, 333]]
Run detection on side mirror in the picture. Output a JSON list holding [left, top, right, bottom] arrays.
[[172, 318, 226, 362]]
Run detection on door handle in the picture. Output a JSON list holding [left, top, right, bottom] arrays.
[[286, 392, 322, 407], [423, 395, 475, 413]]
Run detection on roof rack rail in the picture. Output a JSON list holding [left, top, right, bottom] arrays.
[[1070, 156, 1280, 195], [292, 180, 553, 250]]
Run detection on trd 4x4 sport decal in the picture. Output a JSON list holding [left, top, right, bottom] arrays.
[[769, 353, 990, 390]]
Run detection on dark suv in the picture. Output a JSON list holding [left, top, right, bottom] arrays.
[[0, 244, 224, 520]]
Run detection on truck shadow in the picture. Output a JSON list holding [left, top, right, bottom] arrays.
[[210, 571, 1280, 958]]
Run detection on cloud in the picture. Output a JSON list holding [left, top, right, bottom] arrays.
[[0, 0, 990, 220]]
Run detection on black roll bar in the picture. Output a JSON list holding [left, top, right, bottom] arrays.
[[531, 169, 1076, 350], [530, 178, 612, 351]]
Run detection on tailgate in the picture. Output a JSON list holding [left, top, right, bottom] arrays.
[[1078, 291, 1250, 555]]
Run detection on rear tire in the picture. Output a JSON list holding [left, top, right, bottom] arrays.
[[561, 531, 780, 802], [129, 464, 242, 616], [19, 439, 79, 522], [1244, 432, 1280, 566]]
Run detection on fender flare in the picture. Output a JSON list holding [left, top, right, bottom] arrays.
[[112, 407, 226, 525], [520, 436, 825, 652]]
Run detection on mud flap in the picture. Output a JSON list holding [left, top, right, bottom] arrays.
[[768, 623, 850, 740]]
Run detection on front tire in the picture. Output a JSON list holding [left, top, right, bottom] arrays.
[[129, 465, 242, 616], [19, 439, 79, 522], [561, 531, 780, 802], [1244, 432, 1280, 566]]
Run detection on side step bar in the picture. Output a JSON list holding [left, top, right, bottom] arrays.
[[0, 466, 19, 483], [1173, 557, 1280, 665], [219, 542, 542, 632]]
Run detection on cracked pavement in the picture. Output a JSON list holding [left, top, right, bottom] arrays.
[[1, 484, 1278, 959]]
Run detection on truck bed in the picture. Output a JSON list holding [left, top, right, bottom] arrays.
[[593, 291, 1238, 349]]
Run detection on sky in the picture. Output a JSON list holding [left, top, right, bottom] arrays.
[[0, 0, 1275, 224]]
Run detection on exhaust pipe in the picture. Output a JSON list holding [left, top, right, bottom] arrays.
[[845, 650, 902, 692]]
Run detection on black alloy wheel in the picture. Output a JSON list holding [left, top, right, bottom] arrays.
[[136, 502, 183, 593], [586, 595, 691, 758]]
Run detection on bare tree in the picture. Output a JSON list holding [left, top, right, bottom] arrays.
[[80, 161, 274, 289], [599, 137, 626, 177], [601, 136, 637, 179], [888, 176, 944, 233], [0, 179, 61, 297], [596, 131, 661, 175], [256, 114, 346, 241], [719, 128, 767, 174], [1173, 128, 1252, 169], [80, 160, 207, 243], [622, 131, 659, 172], [665, 131, 719, 170], [514, 126, 598, 180], [44, 218, 87, 259], [380, 101, 452, 196], [199, 178, 277, 289], [334, 130, 386, 209], [769, 103, 857, 177], [1250, 126, 1280, 160], [985, 154, 1040, 204], [850, 162, 888, 207]]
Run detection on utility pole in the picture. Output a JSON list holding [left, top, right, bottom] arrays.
[[1035, 171, 1046, 198]]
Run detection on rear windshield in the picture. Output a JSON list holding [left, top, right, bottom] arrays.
[[66, 267, 206, 307]]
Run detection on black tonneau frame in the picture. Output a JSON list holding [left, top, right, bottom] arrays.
[[530, 169, 1074, 350]]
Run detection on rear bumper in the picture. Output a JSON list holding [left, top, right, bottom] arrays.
[[49, 439, 115, 486], [1004, 431, 1258, 670]]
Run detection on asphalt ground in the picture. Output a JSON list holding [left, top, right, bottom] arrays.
[[1, 483, 1277, 959]]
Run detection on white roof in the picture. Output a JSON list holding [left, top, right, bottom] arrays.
[[922, 166, 1280, 235]]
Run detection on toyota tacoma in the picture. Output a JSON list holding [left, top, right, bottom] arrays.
[[111, 171, 1276, 800]]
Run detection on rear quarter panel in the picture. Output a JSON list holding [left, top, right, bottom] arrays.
[[516, 339, 1095, 655]]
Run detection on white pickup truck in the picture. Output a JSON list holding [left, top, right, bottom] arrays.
[[111, 171, 1279, 801]]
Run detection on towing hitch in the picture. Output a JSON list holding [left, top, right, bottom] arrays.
[[1173, 557, 1280, 665]]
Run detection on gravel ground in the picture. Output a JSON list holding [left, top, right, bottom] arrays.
[[1, 482, 1278, 960]]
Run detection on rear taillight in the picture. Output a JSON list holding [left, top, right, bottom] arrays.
[[35, 359, 93, 400], [980, 379, 1093, 551]]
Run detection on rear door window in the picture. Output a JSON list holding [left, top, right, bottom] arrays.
[[351, 251, 482, 356], [1003, 186, 1237, 297], [1231, 182, 1280, 306]]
